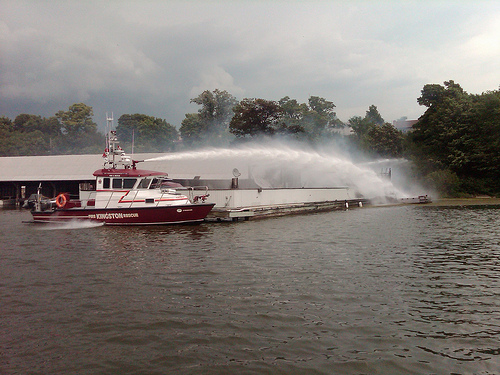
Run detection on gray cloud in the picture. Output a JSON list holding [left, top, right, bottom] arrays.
[[1, 0, 499, 128]]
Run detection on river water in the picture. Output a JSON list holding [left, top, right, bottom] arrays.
[[1, 205, 500, 374]]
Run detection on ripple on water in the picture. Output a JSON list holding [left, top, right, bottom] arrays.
[[1, 206, 500, 374]]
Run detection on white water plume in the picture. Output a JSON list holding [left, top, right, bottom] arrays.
[[37, 220, 105, 230], [146, 141, 416, 200]]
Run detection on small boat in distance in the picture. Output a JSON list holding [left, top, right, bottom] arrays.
[[31, 125, 215, 225]]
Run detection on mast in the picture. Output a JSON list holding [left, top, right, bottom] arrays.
[[105, 112, 113, 151], [102, 112, 133, 170]]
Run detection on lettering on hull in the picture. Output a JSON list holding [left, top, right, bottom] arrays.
[[88, 212, 139, 220]]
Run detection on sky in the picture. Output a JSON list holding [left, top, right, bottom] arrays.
[[1, 0, 500, 129]]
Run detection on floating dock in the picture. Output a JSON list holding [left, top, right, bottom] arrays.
[[202, 187, 367, 221]]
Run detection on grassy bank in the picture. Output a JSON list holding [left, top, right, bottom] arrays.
[[428, 197, 500, 207]]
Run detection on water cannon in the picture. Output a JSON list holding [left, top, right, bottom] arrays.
[[132, 159, 144, 169]]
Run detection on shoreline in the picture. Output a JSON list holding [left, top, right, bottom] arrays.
[[426, 197, 500, 207]]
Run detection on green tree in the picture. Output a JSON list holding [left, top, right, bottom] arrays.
[[426, 169, 461, 197], [277, 95, 343, 141], [417, 83, 446, 107], [302, 96, 342, 139], [54, 103, 103, 153], [365, 104, 384, 125], [409, 81, 472, 174], [13, 114, 58, 134], [56, 103, 97, 136], [0, 116, 14, 156], [179, 113, 203, 147], [278, 96, 307, 130], [0, 115, 63, 155], [365, 123, 404, 157], [229, 98, 288, 138], [180, 89, 237, 146], [0, 116, 13, 133], [117, 114, 178, 152], [348, 105, 403, 158], [409, 81, 500, 195], [348, 115, 372, 142]]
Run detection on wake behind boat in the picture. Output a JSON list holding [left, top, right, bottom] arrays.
[[31, 121, 214, 225]]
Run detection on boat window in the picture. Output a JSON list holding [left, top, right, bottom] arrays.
[[112, 178, 123, 189], [123, 178, 136, 189], [138, 178, 151, 189], [103, 178, 110, 189], [79, 182, 95, 191], [149, 178, 160, 189]]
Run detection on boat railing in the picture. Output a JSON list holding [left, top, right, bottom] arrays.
[[168, 186, 210, 203]]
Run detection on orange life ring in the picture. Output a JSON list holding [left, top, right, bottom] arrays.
[[56, 193, 67, 208]]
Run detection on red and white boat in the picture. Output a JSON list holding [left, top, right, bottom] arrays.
[[31, 129, 214, 225]]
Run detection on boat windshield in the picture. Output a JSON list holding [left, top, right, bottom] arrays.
[[138, 178, 151, 189], [138, 177, 168, 189], [149, 178, 160, 189]]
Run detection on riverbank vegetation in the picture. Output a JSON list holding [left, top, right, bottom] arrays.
[[1, 81, 499, 197]]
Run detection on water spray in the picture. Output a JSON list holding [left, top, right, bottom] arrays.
[[144, 141, 415, 200]]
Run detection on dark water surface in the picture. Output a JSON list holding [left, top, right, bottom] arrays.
[[1, 205, 500, 374]]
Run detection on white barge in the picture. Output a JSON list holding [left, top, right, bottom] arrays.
[[204, 186, 362, 221]]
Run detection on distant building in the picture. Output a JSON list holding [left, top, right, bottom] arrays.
[[393, 118, 418, 133]]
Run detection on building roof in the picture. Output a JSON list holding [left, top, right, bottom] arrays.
[[0, 153, 250, 182]]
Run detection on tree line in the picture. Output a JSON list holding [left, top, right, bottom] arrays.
[[2, 81, 500, 196]]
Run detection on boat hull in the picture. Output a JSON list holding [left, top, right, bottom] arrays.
[[31, 203, 215, 225]]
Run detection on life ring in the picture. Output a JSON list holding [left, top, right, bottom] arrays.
[[56, 193, 67, 208]]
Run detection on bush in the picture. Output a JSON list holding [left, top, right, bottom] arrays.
[[425, 169, 461, 197]]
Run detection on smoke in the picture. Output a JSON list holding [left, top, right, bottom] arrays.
[[145, 139, 422, 200]]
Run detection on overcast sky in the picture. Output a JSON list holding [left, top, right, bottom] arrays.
[[1, 0, 499, 128]]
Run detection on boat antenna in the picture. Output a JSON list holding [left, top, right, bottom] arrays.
[[105, 112, 114, 150], [132, 129, 134, 157]]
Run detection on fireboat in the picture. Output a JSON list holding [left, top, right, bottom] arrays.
[[30, 125, 215, 225]]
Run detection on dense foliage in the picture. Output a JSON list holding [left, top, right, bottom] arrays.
[[179, 89, 237, 147], [3, 81, 500, 196], [409, 81, 500, 196], [347, 105, 404, 158], [229, 95, 343, 141], [0, 103, 103, 156], [116, 114, 178, 152]]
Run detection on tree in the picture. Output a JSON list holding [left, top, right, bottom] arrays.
[[179, 113, 203, 147], [417, 83, 446, 107], [302, 96, 341, 139], [347, 105, 402, 157], [0, 117, 14, 156], [229, 98, 287, 138], [0, 114, 66, 155], [56, 103, 97, 137], [180, 89, 237, 146], [54, 103, 104, 153], [409, 81, 500, 195], [117, 114, 178, 152], [365, 123, 404, 157], [0, 116, 13, 133], [13, 114, 61, 138], [191, 89, 237, 128], [278, 96, 307, 128], [365, 105, 384, 125], [348, 115, 373, 142]]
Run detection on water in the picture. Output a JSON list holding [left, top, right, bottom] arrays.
[[1, 205, 500, 374]]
